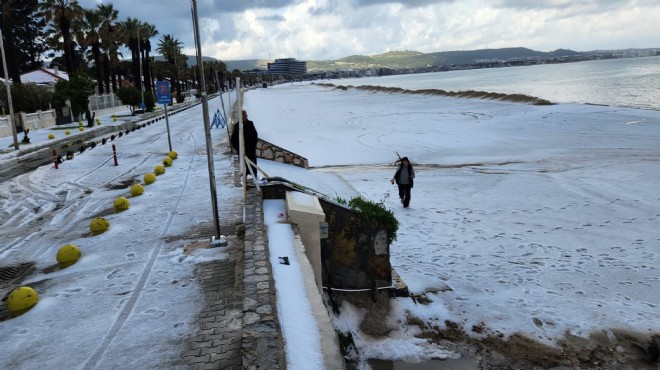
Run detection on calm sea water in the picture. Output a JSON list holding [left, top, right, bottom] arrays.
[[336, 56, 660, 111]]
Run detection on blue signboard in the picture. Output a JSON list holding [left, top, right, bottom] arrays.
[[156, 81, 171, 104]]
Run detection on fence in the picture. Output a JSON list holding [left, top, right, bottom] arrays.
[[0, 110, 57, 137], [88, 93, 124, 111], [21, 110, 57, 130]]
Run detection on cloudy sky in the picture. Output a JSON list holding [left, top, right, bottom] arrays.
[[79, 0, 660, 61]]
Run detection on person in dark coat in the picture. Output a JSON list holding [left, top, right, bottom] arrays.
[[390, 156, 415, 208], [230, 110, 258, 177]]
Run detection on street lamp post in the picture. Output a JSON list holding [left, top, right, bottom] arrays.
[[191, 0, 221, 241], [0, 29, 19, 150]]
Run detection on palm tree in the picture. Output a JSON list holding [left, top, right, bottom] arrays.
[[119, 17, 140, 92], [75, 8, 104, 93], [139, 22, 157, 94], [97, 4, 119, 93], [39, 0, 83, 75], [156, 34, 183, 99]]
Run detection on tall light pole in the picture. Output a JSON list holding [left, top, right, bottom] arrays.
[[191, 0, 221, 240], [0, 29, 19, 150]]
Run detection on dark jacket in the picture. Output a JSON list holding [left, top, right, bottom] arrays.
[[394, 163, 414, 188], [230, 119, 258, 154]]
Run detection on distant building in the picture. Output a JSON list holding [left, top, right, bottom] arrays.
[[267, 58, 307, 75], [20, 67, 69, 87]]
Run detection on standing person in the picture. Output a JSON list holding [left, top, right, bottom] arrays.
[[230, 110, 259, 177], [390, 157, 415, 208]]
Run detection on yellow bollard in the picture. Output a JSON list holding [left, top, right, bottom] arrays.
[[6, 286, 39, 317], [56, 244, 81, 268], [154, 164, 165, 175], [168, 150, 178, 160], [90, 217, 110, 235], [130, 183, 144, 197], [144, 172, 156, 184], [48, 133, 55, 140], [162, 157, 172, 167], [113, 196, 130, 213]]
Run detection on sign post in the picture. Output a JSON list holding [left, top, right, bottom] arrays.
[[156, 81, 173, 152]]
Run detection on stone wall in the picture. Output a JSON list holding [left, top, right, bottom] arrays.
[[318, 199, 392, 290], [261, 182, 393, 291], [256, 138, 308, 168]]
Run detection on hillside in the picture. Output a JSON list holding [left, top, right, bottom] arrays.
[[310, 47, 582, 71], [157, 47, 657, 73]]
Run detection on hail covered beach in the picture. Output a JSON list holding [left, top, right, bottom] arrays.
[[245, 57, 660, 366]]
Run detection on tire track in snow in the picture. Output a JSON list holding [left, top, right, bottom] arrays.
[[82, 130, 198, 370]]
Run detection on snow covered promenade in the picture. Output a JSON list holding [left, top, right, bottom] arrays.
[[245, 82, 660, 367]]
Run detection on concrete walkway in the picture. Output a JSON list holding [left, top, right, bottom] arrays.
[[2, 105, 341, 369]]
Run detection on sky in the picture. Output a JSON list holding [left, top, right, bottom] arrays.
[[78, 0, 660, 61], [1, 78, 660, 368]]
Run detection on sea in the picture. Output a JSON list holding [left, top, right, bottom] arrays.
[[334, 55, 660, 111]]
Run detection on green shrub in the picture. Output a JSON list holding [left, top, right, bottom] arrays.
[[340, 196, 399, 244]]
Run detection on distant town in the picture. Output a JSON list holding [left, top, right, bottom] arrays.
[[236, 47, 660, 81]]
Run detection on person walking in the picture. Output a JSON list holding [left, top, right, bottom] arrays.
[[230, 110, 259, 177], [390, 157, 415, 208]]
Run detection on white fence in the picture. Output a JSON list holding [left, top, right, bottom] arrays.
[[0, 110, 57, 138], [89, 93, 123, 111], [21, 110, 57, 130]]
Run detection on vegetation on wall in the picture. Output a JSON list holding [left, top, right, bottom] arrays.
[[337, 196, 399, 244]]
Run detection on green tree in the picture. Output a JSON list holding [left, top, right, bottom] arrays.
[[74, 8, 104, 93], [139, 22, 157, 94], [52, 73, 96, 125], [1, 0, 21, 82], [115, 86, 140, 115], [0, 83, 52, 113], [156, 34, 183, 99], [39, 0, 84, 75], [8, 0, 48, 74], [97, 4, 120, 92], [119, 17, 141, 95]]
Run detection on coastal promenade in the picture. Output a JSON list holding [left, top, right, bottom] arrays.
[[0, 105, 289, 369]]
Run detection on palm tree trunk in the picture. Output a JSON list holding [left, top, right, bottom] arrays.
[[93, 44, 104, 94], [103, 55, 111, 93]]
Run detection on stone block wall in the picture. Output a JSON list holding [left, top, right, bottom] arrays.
[[257, 138, 308, 168], [318, 199, 392, 290], [261, 182, 393, 291]]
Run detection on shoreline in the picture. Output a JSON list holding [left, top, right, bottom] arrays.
[[315, 82, 554, 106]]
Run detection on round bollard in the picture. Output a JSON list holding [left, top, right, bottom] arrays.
[[130, 183, 144, 197], [96, 121, 102, 126], [112, 117, 117, 122], [78, 121, 83, 127], [65, 130, 71, 136], [113, 196, 130, 213], [90, 217, 110, 235], [48, 133, 55, 140], [144, 172, 156, 184], [6, 286, 39, 317], [112, 197, 131, 213], [78, 127, 84, 132], [162, 157, 172, 167], [154, 164, 165, 175], [168, 150, 178, 160], [56, 244, 81, 268]]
